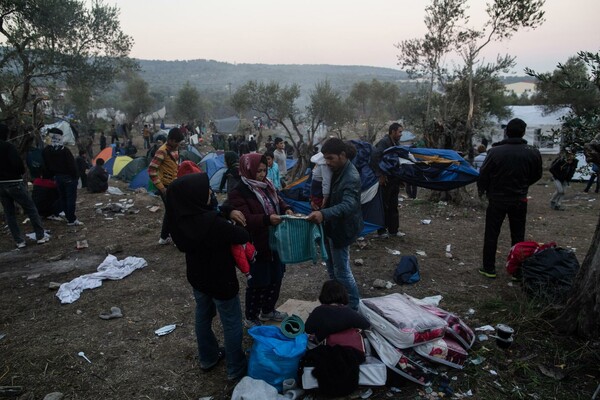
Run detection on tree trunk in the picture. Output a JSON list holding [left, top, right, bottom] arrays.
[[553, 212, 600, 338]]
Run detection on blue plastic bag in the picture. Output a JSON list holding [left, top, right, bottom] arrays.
[[248, 325, 308, 392], [393, 255, 421, 284]]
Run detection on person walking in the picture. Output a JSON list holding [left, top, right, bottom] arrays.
[[371, 123, 403, 238], [549, 149, 578, 211], [148, 127, 184, 244], [166, 173, 249, 382], [42, 127, 83, 226], [0, 124, 49, 248], [273, 138, 287, 187], [584, 162, 600, 193], [307, 139, 363, 310], [477, 118, 542, 278], [227, 153, 294, 328]]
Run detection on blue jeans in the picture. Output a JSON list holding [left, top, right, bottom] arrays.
[[326, 238, 361, 310], [0, 181, 45, 243], [55, 174, 78, 223], [193, 289, 246, 380]]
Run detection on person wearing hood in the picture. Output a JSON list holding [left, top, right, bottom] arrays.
[[227, 153, 294, 328], [42, 127, 83, 226], [477, 118, 542, 279], [166, 173, 249, 381], [219, 151, 240, 193]]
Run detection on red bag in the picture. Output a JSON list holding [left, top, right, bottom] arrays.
[[506, 241, 556, 275], [325, 328, 365, 355]]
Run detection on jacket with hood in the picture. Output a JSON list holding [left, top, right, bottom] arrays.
[[166, 173, 249, 300], [477, 137, 542, 201], [549, 156, 578, 182]]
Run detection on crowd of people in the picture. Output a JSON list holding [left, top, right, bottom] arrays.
[[2, 117, 596, 384]]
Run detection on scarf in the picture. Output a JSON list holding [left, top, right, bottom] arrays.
[[50, 133, 64, 149], [239, 153, 280, 215]]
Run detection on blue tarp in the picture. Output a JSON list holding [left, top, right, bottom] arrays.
[[380, 146, 479, 191]]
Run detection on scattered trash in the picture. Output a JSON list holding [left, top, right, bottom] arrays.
[[148, 206, 160, 213], [76, 240, 88, 249], [78, 351, 92, 363], [99, 306, 123, 320], [389, 387, 401, 393], [420, 219, 432, 225], [27, 273, 41, 280], [107, 186, 124, 195], [445, 244, 452, 252], [386, 247, 401, 255], [357, 241, 368, 249], [22, 218, 30, 224], [372, 279, 393, 289], [48, 282, 61, 290], [416, 250, 427, 256], [0, 333, 5, 341], [470, 356, 485, 365], [104, 244, 123, 254], [42, 392, 64, 400], [467, 308, 475, 315], [477, 334, 489, 342], [94, 203, 103, 207], [354, 258, 364, 266], [475, 325, 495, 332], [396, 232, 406, 237], [489, 370, 498, 376], [419, 295, 442, 306], [155, 324, 177, 336]]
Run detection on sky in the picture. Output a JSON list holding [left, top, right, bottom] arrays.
[[118, 0, 600, 75]]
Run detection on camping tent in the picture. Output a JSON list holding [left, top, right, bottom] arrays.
[[129, 169, 149, 190], [213, 116, 240, 134], [104, 156, 133, 176], [93, 147, 114, 165], [115, 158, 148, 182], [199, 153, 225, 178], [42, 121, 76, 145]]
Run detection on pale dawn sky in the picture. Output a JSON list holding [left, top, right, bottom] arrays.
[[118, 0, 600, 75]]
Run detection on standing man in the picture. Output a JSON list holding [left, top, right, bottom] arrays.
[[0, 124, 48, 248], [99, 131, 107, 151], [372, 122, 403, 238], [75, 150, 91, 189], [477, 118, 542, 278], [273, 137, 287, 187], [148, 127, 184, 245], [142, 124, 151, 149], [307, 138, 363, 310], [43, 128, 83, 226], [549, 149, 578, 211]]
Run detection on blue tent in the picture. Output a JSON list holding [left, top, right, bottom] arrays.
[[380, 146, 479, 191], [129, 169, 149, 190], [199, 153, 225, 178]]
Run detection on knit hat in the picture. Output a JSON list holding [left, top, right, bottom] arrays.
[[48, 128, 63, 135]]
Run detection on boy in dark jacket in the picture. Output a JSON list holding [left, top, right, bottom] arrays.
[[166, 173, 249, 381], [549, 149, 578, 210], [87, 158, 109, 193]]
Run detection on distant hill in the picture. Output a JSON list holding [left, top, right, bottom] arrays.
[[136, 59, 408, 97]]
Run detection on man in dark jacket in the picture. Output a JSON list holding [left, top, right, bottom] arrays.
[[307, 138, 363, 309], [549, 149, 578, 210], [0, 124, 48, 248], [87, 158, 109, 193], [371, 122, 403, 238], [477, 118, 542, 278], [42, 127, 83, 226]]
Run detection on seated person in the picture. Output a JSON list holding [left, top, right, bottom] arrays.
[[87, 158, 109, 193], [305, 280, 370, 343], [124, 139, 137, 157]]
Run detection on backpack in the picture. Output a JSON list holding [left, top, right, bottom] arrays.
[[505, 241, 556, 276], [521, 247, 580, 302], [393, 256, 421, 284]]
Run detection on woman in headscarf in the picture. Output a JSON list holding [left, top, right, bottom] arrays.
[[227, 153, 294, 328], [219, 151, 240, 193], [166, 173, 249, 381]]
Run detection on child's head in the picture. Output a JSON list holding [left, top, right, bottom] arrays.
[[318, 280, 349, 305], [264, 151, 274, 167], [96, 158, 105, 166]]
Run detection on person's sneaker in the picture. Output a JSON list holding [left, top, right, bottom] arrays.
[[244, 319, 261, 329], [37, 236, 50, 244], [46, 215, 63, 221], [478, 268, 497, 278], [67, 220, 84, 226], [16, 241, 26, 249], [158, 236, 172, 245], [200, 347, 225, 373], [375, 232, 389, 239], [395, 232, 406, 237], [259, 310, 289, 322]]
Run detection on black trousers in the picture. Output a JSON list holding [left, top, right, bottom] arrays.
[[159, 189, 170, 240], [482, 199, 527, 272], [379, 179, 400, 234]]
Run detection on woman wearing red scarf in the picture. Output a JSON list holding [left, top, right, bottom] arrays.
[[227, 153, 294, 328]]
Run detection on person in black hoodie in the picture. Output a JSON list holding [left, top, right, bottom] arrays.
[[87, 158, 109, 193], [549, 149, 578, 211], [166, 173, 249, 381], [42, 128, 82, 226], [477, 118, 542, 278]]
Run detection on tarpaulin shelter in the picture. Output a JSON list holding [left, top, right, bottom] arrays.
[[41, 120, 77, 145], [213, 116, 240, 134], [380, 146, 479, 191]]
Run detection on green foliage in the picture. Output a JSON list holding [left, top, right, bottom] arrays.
[[174, 82, 204, 122], [306, 80, 352, 139], [0, 0, 133, 151], [347, 79, 400, 143], [527, 51, 600, 154], [121, 74, 154, 123]]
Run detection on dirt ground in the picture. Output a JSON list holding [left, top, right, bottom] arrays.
[[1, 146, 599, 400]]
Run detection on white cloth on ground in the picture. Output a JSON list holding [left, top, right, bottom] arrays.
[[56, 254, 147, 304]]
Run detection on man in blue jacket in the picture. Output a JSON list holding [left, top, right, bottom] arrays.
[[307, 138, 363, 309], [477, 118, 542, 278]]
